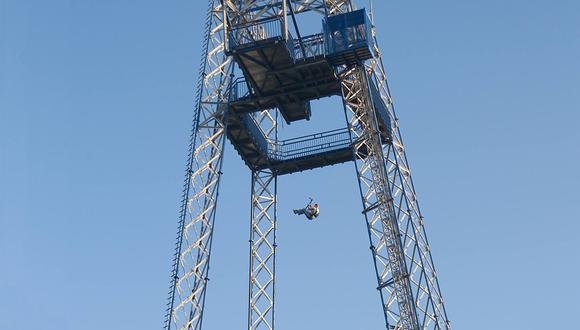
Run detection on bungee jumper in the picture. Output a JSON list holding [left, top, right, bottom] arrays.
[[293, 198, 320, 220]]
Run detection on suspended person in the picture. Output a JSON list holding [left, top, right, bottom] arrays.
[[293, 199, 320, 221]]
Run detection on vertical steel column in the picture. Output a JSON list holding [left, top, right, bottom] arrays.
[[248, 109, 278, 330], [341, 66, 419, 330], [283, 0, 289, 40], [164, 1, 233, 329], [368, 72, 451, 329], [248, 169, 277, 330], [365, 14, 451, 329]]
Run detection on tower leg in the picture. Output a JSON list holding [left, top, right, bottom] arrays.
[[248, 109, 278, 330], [168, 100, 228, 330], [248, 169, 277, 330], [164, 1, 233, 329], [341, 66, 419, 330], [371, 78, 451, 329], [366, 21, 451, 328]]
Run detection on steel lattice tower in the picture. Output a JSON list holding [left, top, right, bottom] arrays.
[[164, 1, 450, 329]]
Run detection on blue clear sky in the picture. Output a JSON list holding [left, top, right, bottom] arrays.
[[1, 1, 579, 329]]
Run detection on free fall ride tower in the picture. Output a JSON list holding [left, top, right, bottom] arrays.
[[164, 1, 451, 329]]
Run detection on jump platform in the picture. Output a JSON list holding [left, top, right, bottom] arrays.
[[224, 9, 392, 175]]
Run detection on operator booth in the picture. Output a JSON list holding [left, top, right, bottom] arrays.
[[324, 9, 374, 65]]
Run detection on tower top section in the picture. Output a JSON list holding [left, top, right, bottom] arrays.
[[224, 6, 391, 174]]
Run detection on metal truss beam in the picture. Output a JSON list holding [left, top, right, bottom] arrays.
[[341, 65, 419, 330], [165, 1, 234, 329], [337, 10, 450, 329], [224, 0, 351, 23], [248, 168, 278, 330], [248, 109, 278, 330], [366, 15, 450, 329]]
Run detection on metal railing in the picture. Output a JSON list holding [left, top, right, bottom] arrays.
[[227, 11, 374, 60], [270, 128, 351, 161], [239, 115, 351, 162], [228, 18, 284, 50], [242, 114, 270, 156], [292, 33, 325, 61], [230, 78, 253, 102]]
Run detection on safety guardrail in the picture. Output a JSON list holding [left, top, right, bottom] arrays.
[[228, 18, 284, 51], [271, 128, 351, 160], [292, 33, 325, 61], [227, 9, 373, 61], [241, 114, 270, 156], [230, 78, 253, 101], [239, 115, 351, 162]]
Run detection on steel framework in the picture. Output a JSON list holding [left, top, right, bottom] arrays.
[[164, 1, 450, 329], [248, 110, 278, 329]]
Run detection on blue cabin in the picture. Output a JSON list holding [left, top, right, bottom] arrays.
[[324, 9, 374, 65]]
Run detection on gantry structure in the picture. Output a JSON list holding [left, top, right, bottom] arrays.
[[164, 1, 450, 329]]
